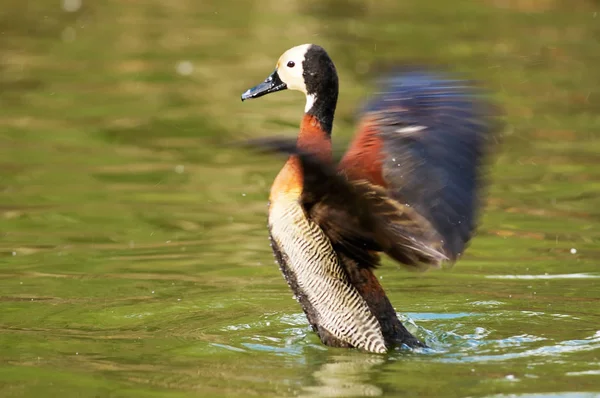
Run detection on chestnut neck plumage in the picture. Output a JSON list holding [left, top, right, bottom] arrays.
[[269, 90, 337, 202], [297, 80, 338, 163]]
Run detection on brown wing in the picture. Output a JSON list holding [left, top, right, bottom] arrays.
[[242, 136, 446, 270], [340, 70, 501, 262]]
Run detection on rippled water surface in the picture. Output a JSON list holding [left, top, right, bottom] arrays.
[[1, 0, 599, 397]]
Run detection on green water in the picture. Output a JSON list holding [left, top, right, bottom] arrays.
[[1, 0, 599, 396]]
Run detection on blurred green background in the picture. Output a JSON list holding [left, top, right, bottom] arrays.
[[0, 0, 599, 397]]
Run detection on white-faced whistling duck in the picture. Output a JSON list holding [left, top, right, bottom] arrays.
[[240, 44, 499, 354]]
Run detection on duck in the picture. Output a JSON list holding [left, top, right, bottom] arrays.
[[240, 44, 499, 353]]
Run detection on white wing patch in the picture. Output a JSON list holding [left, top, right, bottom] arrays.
[[396, 125, 426, 134]]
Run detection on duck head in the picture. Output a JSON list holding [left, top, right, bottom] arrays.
[[241, 44, 338, 115]]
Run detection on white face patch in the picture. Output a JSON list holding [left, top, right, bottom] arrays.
[[276, 44, 311, 93], [304, 93, 316, 112]]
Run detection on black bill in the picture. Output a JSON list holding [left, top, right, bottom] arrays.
[[241, 70, 287, 101]]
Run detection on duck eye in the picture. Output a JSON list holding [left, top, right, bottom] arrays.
[[287, 61, 295, 68]]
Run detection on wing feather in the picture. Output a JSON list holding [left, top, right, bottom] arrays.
[[242, 136, 446, 269], [341, 70, 501, 262]]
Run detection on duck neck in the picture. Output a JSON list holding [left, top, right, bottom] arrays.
[[297, 88, 337, 163], [304, 85, 337, 135]]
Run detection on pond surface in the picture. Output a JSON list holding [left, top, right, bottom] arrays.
[[1, 0, 599, 397]]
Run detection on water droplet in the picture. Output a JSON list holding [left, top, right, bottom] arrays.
[[62, 0, 82, 12], [176, 61, 193, 76]]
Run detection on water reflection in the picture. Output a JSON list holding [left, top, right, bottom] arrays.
[[487, 394, 600, 398], [299, 353, 385, 398], [2, 0, 600, 396], [455, 331, 600, 363], [486, 273, 600, 280]]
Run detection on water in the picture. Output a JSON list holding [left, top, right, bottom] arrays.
[[1, 0, 599, 396]]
